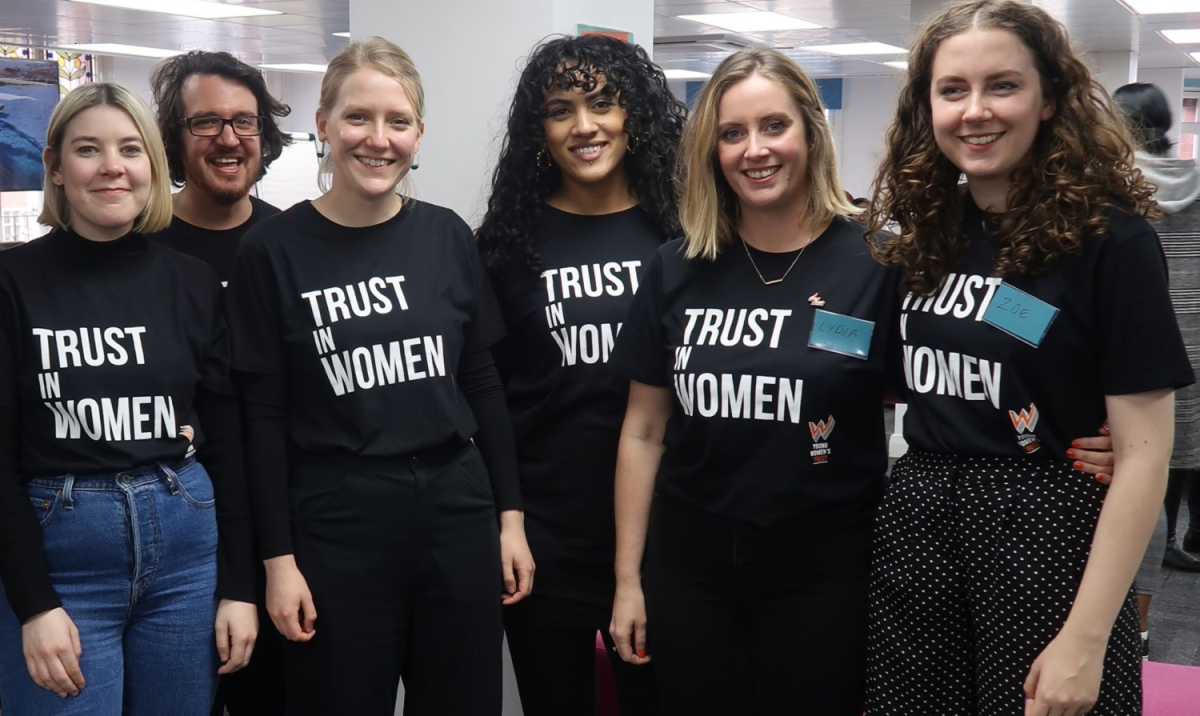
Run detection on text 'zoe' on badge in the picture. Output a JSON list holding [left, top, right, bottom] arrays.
[[808, 309, 874, 360], [981, 282, 1059, 347]]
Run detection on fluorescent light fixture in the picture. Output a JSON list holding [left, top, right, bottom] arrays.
[[68, 0, 280, 19], [332, 31, 350, 38], [259, 63, 328, 73], [1120, 0, 1200, 14], [803, 42, 908, 56], [57, 42, 181, 59], [663, 69, 711, 80], [677, 12, 822, 33], [883, 61, 909, 69], [1163, 29, 1200, 44]]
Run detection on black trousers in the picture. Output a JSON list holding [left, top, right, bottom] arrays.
[[504, 560, 660, 716], [642, 495, 872, 716], [1165, 467, 1200, 541], [282, 443, 503, 716], [866, 451, 1141, 716], [209, 567, 287, 716]]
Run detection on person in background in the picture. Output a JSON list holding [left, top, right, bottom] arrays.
[[866, 2, 1192, 713], [225, 37, 533, 716], [1113, 81, 1200, 663], [476, 34, 682, 716], [149, 50, 292, 714], [0, 82, 255, 714], [148, 51, 290, 285]]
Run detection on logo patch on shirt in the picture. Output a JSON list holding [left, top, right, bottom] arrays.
[[1008, 403, 1041, 453], [809, 415, 835, 464], [808, 292, 826, 307]]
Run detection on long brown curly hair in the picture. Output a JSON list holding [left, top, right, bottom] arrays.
[[866, 0, 1156, 296]]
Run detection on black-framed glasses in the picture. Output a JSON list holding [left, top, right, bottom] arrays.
[[181, 115, 265, 137]]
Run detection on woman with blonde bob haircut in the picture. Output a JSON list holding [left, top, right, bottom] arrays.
[[39, 82, 173, 235], [0, 81, 259, 714], [226, 36, 532, 715], [607, 47, 899, 713]]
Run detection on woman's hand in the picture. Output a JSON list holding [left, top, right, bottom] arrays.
[[264, 554, 317, 642], [609, 580, 651, 665], [215, 599, 258, 674], [1068, 423, 1114, 485], [499, 510, 535, 605], [22, 607, 85, 697], [1022, 627, 1106, 716]]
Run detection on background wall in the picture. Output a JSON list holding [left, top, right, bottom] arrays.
[[839, 74, 901, 201]]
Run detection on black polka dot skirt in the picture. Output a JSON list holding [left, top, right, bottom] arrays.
[[865, 450, 1142, 716]]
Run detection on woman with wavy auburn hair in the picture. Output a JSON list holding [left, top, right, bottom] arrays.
[[865, 1, 1192, 714], [0, 82, 257, 713], [608, 46, 898, 713]]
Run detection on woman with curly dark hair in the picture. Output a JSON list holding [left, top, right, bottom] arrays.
[[865, 1, 1193, 714], [475, 34, 683, 715]]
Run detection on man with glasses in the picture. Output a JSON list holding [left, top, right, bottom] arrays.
[[149, 50, 291, 285], [148, 51, 290, 716]]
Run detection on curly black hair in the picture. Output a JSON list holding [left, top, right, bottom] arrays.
[[476, 35, 688, 278], [150, 51, 292, 187]]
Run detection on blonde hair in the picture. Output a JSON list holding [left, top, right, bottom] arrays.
[[317, 36, 424, 198], [678, 47, 855, 261], [40, 82, 172, 234]]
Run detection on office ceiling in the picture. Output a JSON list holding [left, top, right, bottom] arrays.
[[0, 0, 1195, 77]]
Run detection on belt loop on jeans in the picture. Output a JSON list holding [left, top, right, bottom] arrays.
[[158, 462, 181, 496], [62, 475, 75, 511]]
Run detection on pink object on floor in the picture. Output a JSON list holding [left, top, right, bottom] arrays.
[[595, 631, 620, 716], [1143, 661, 1200, 715]]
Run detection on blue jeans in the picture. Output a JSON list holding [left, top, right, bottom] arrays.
[[0, 459, 220, 715]]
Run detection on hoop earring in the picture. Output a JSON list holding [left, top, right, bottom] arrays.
[[411, 152, 419, 171], [537, 146, 552, 172]]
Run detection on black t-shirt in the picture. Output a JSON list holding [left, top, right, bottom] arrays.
[[147, 196, 280, 285], [610, 217, 899, 529], [0, 228, 248, 619], [899, 197, 1195, 456], [226, 199, 505, 460], [492, 205, 662, 565], [0, 230, 232, 475]]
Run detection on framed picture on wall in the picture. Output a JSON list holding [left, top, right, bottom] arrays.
[[0, 56, 58, 192]]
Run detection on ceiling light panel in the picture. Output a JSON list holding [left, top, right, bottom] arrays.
[[259, 63, 328, 73], [68, 0, 281, 19], [883, 61, 909, 69], [803, 42, 908, 56], [676, 12, 822, 33], [1163, 29, 1200, 44], [57, 42, 181, 58], [1120, 0, 1200, 14], [663, 69, 711, 80]]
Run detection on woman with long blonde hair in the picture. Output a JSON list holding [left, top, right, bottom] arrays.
[[607, 47, 896, 714]]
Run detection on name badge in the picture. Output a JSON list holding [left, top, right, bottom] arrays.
[[808, 309, 874, 360], [982, 282, 1059, 347]]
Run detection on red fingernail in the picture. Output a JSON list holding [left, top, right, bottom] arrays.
[[1072, 440, 1081, 448], [1073, 461, 1084, 470], [637, 648, 646, 658], [1097, 474, 1107, 483], [1066, 449, 1076, 458]]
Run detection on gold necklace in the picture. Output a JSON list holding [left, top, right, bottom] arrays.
[[741, 237, 809, 286]]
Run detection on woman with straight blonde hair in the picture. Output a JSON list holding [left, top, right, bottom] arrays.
[[607, 47, 897, 714], [226, 37, 532, 715], [0, 82, 258, 714]]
